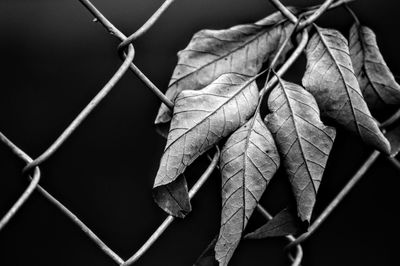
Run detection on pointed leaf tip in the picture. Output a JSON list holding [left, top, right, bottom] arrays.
[[215, 112, 280, 265], [266, 78, 336, 222], [245, 207, 303, 239]]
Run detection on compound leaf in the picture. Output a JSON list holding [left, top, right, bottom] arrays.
[[154, 13, 295, 128], [265, 78, 336, 222], [349, 23, 400, 112], [302, 26, 390, 154], [245, 207, 303, 239], [154, 73, 258, 189], [215, 112, 280, 266]]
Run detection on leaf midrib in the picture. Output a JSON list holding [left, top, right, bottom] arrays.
[[316, 27, 363, 138], [165, 76, 256, 152], [357, 25, 387, 104], [169, 24, 279, 90], [278, 79, 318, 196], [241, 113, 258, 231]]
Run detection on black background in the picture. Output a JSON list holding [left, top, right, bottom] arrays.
[[0, 0, 399, 265]]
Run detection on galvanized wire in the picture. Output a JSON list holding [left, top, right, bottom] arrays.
[[0, 0, 398, 265]]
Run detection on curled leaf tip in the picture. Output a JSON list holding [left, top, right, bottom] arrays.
[[153, 175, 191, 218], [154, 73, 259, 196]]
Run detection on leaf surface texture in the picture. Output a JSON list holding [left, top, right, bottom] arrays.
[[215, 112, 280, 265], [155, 14, 294, 127], [153, 174, 191, 218], [154, 73, 258, 189], [349, 24, 400, 111], [302, 26, 390, 154], [266, 78, 336, 222]]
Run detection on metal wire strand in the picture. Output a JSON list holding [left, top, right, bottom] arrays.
[[298, 0, 334, 29], [269, 0, 298, 24], [286, 151, 380, 251], [122, 148, 220, 266], [0, 131, 124, 264], [22, 45, 135, 174], [262, 28, 309, 95], [80, 0, 174, 109], [388, 156, 400, 172], [283, 103, 400, 255], [3, 0, 385, 266], [118, 0, 176, 52], [256, 204, 304, 265], [0, 132, 41, 231], [380, 108, 400, 128]]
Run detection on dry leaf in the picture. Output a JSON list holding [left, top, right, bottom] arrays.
[[265, 78, 336, 222], [154, 73, 258, 189], [154, 14, 294, 129], [245, 207, 303, 239], [349, 23, 400, 111], [215, 112, 280, 266], [153, 174, 191, 218], [302, 26, 390, 154]]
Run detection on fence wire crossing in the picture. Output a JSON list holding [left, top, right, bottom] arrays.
[[0, 0, 399, 265]]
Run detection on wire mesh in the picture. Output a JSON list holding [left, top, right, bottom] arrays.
[[0, 0, 398, 265]]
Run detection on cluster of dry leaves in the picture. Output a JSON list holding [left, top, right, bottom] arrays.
[[151, 5, 400, 266]]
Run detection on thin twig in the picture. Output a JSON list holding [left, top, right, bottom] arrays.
[[22, 44, 135, 174], [0, 132, 124, 264], [269, 0, 298, 24], [118, 0, 176, 52], [122, 148, 220, 266], [344, 3, 360, 25], [262, 28, 309, 96], [260, 18, 301, 99], [286, 150, 380, 250]]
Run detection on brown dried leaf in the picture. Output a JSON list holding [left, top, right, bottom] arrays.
[[349, 24, 400, 111], [154, 13, 294, 128], [154, 73, 259, 189], [244, 207, 303, 239], [265, 78, 336, 222], [302, 26, 390, 154], [153, 174, 191, 218], [215, 112, 280, 266]]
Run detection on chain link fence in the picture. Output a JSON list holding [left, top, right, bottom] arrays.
[[0, 0, 399, 265]]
